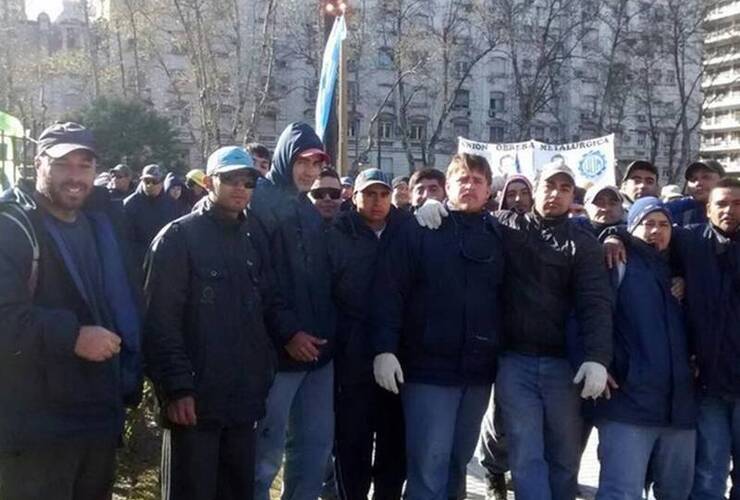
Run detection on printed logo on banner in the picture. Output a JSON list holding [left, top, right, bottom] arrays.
[[578, 151, 607, 180]]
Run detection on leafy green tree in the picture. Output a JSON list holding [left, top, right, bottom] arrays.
[[70, 97, 182, 173]]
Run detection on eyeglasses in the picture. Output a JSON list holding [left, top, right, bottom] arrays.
[[143, 179, 161, 186], [216, 174, 257, 189], [310, 188, 342, 200]]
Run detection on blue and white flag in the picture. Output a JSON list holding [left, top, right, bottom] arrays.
[[315, 15, 347, 141]]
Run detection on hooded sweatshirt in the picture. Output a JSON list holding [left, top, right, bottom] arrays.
[[498, 174, 533, 212], [164, 172, 189, 217], [250, 122, 336, 371]]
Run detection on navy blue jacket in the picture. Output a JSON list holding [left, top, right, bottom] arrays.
[[250, 123, 336, 371], [123, 184, 183, 267], [666, 197, 707, 227], [328, 207, 412, 385], [371, 209, 504, 386], [0, 184, 143, 450], [594, 239, 696, 428], [143, 200, 297, 426], [672, 223, 740, 398]]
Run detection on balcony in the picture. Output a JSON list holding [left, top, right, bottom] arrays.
[[703, 70, 740, 88], [705, 2, 740, 24], [704, 94, 740, 110], [704, 51, 740, 67], [705, 27, 740, 45], [700, 140, 740, 152], [701, 120, 740, 132]]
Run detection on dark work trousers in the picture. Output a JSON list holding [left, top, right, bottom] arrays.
[[334, 380, 406, 500], [0, 436, 117, 500], [162, 422, 257, 500]]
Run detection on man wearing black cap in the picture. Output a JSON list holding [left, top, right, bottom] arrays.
[[109, 163, 134, 202], [0, 122, 143, 500], [665, 160, 725, 226], [144, 146, 295, 500], [328, 168, 411, 500], [123, 163, 182, 268], [619, 160, 660, 209]]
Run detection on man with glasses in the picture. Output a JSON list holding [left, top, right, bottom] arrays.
[[372, 154, 504, 500], [123, 163, 182, 268], [309, 169, 344, 222], [144, 146, 294, 500]]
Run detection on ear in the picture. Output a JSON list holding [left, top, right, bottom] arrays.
[[204, 175, 215, 192]]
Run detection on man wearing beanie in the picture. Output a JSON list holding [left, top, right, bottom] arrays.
[[593, 197, 696, 500]]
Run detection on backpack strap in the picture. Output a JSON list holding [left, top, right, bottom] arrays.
[[0, 204, 40, 295]]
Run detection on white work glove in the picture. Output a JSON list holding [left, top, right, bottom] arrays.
[[373, 353, 405, 394], [414, 199, 448, 229], [573, 361, 608, 400]]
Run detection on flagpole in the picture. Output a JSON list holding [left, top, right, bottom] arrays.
[[337, 24, 348, 175]]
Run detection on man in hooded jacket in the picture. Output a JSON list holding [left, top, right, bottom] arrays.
[[250, 122, 337, 500]]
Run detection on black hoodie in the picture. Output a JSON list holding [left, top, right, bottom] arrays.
[[250, 122, 336, 371]]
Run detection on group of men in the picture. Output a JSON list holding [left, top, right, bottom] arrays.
[[0, 119, 737, 500]]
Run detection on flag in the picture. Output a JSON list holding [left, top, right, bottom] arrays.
[[315, 15, 347, 141]]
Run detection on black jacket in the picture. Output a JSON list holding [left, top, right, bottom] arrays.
[[143, 200, 296, 427], [0, 183, 143, 450], [123, 185, 183, 267], [328, 207, 411, 385], [250, 122, 336, 371], [372, 209, 505, 386], [496, 210, 613, 367]]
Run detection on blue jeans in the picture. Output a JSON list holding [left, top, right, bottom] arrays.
[[596, 419, 695, 500], [401, 382, 490, 500], [476, 387, 509, 476], [254, 362, 334, 500], [496, 353, 583, 500], [691, 395, 739, 500]]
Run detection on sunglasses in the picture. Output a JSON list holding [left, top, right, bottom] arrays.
[[310, 188, 341, 200], [143, 179, 161, 186], [217, 174, 257, 189]]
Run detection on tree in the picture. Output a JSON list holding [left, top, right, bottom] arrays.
[[71, 97, 182, 172]]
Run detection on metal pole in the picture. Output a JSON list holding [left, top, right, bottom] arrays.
[[337, 23, 348, 175]]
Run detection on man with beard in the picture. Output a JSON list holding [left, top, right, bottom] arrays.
[[0, 122, 142, 500], [584, 185, 624, 237], [666, 160, 725, 227]]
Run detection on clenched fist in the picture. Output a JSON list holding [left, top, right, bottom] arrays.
[[74, 326, 121, 362]]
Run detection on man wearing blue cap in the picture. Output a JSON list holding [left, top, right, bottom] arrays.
[[593, 196, 696, 500], [328, 168, 412, 499], [144, 146, 298, 500]]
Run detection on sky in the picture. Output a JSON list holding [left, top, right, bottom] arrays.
[[26, 0, 65, 20]]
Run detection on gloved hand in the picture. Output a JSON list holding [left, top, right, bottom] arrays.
[[373, 353, 404, 394], [414, 199, 448, 229], [573, 361, 608, 399]]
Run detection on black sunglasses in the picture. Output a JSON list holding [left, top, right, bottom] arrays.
[[143, 178, 161, 186], [310, 187, 342, 200], [216, 174, 257, 189]]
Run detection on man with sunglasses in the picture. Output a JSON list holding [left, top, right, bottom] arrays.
[[371, 154, 504, 500], [123, 163, 182, 268], [109, 163, 134, 202], [144, 146, 294, 500], [309, 168, 344, 222]]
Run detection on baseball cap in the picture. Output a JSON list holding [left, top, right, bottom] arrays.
[[685, 160, 725, 180], [297, 148, 331, 163], [340, 176, 353, 187], [660, 184, 683, 201], [206, 146, 258, 176], [355, 168, 391, 192], [111, 163, 132, 177], [141, 164, 165, 182], [585, 184, 622, 206], [186, 169, 207, 189], [622, 160, 658, 182], [539, 162, 575, 185], [37, 121, 97, 159]]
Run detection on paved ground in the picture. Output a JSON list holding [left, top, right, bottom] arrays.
[[465, 431, 600, 499]]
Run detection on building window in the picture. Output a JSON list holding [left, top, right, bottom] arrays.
[[349, 119, 360, 138], [66, 28, 78, 50], [637, 130, 647, 146], [489, 92, 505, 116], [379, 120, 393, 140], [453, 89, 470, 109], [455, 60, 470, 78], [489, 126, 505, 142], [453, 122, 470, 138], [533, 126, 545, 141], [377, 47, 394, 69], [410, 123, 426, 142]]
